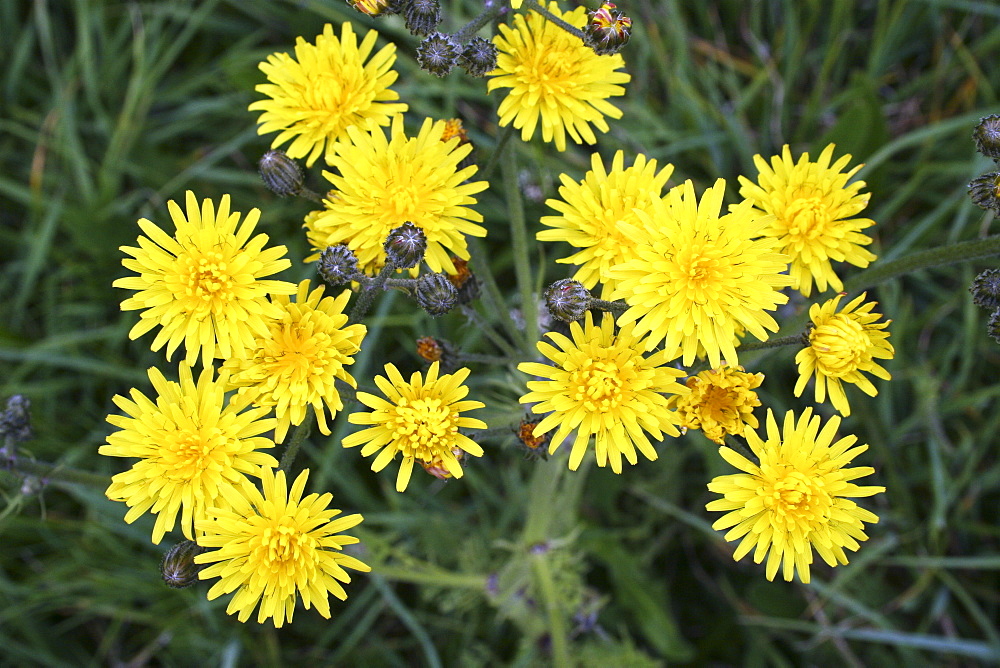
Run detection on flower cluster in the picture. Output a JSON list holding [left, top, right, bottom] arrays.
[[100, 2, 899, 635]]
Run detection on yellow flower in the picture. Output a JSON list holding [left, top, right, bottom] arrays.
[[538, 151, 674, 296], [706, 408, 884, 583], [518, 312, 687, 473], [511, 0, 523, 7], [342, 362, 486, 492], [304, 116, 488, 276], [670, 365, 763, 444], [739, 144, 876, 297], [114, 191, 296, 368], [99, 364, 278, 544], [487, 2, 629, 152], [223, 280, 367, 443], [794, 292, 893, 416], [249, 22, 407, 168], [195, 467, 370, 627], [608, 179, 793, 367]]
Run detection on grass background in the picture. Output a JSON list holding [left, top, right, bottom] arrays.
[[2, 0, 1000, 665]]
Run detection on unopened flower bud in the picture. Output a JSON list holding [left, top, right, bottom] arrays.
[[161, 540, 205, 589], [415, 272, 459, 316], [319, 244, 361, 286], [417, 32, 461, 77], [447, 257, 480, 304], [0, 395, 33, 443], [517, 418, 551, 453], [405, 0, 441, 36], [584, 2, 632, 55], [989, 309, 1000, 345], [459, 36, 498, 77], [971, 268, 1000, 310], [545, 279, 591, 322], [385, 222, 427, 269], [973, 115, 1000, 160], [258, 150, 304, 197], [969, 172, 1000, 214], [416, 336, 445, 362]]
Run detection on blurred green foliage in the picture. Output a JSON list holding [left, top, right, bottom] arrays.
[[2, 0, 1000, 665]]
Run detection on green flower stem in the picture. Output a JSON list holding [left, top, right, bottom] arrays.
[[844, 234, 1000, 293], [459, 305, 519, 358], [738, 334, 804, 353], [454, 4, 505, 44], [297, 187, 324, 204], [501, 140, 538, 349], [480, 124, 516, 183], [279, 412, 314, 474], [371, 566, 488, 589], [369, 574, 443, 668], [5, 458, 109, 489], [589, 298, 627, 315], [350, 261, 397, 321], [533, 551, 571, 668], [523, 0, 586, 41]]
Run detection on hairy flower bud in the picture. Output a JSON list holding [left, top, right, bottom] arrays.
[[384, 222, 427, 269], [459, 36, 498, 77], [258, 150, 304, 197], [545, 279, 591, 322], [0, 395, 33, 444], [989, 309, 1000, 345], [404, 0, 441, 36], [416, 336, 445, 362], [584, 2, 632, 55], [161, 540, 205, 589], [971, 268, 1000, 310], [447, 257, 480, 304], [318, 244, 362, 286], [973, 115, 1000, 160], [417, 32, 461, 77], [969, 172, 1000, 214], [415, 272, 459, 316]]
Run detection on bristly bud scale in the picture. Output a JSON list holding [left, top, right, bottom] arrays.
[[385, 222, 427, 269], [415, 272, 459, 316], [404, 0, 442, 36], [459, 36, 498, 77], [969, 172, 1000, 214], [161, 540, 206, 589], [970, 268, 1000, 310], [417, 32, 461, 77], [318, 244, 362, 286], [584, 2, 632, 56], [0, 395, 33, 444], [989, 309, 1000, 345], [258, 150, 304, 197], [972, 115, 1000, 161], [545, 279, 591, 322]]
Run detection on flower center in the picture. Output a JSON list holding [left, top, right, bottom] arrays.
[[254, 519, 319, 573], [569, 360, 626, 412], [160, 428, 229, 483], [391, 397, 459, 459], [785, 194, 832, 240], [263, 321, 335, 386], [177, 249, 237, 315], [761, 468, 831, 529], [810, 314, 869, 376]]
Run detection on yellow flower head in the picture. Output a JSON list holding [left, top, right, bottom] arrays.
[[342, 362, 487, 492], [249, 22, 407, 167], [99, 364, 278, 545], [223, 280, 367, 443], [487, 2, 630, 152], [706, 408, 885, 583], [539, 151, 675, 297], [114, 191, 296, 368], [608, 179, 793, 367], [518, 312, 687, 473], [195, 467, 370, 628], [305, 116, 488, 276], [670, 365, 764, 445], [739, 144, 876, 297], [794, 292, 893, 416]]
